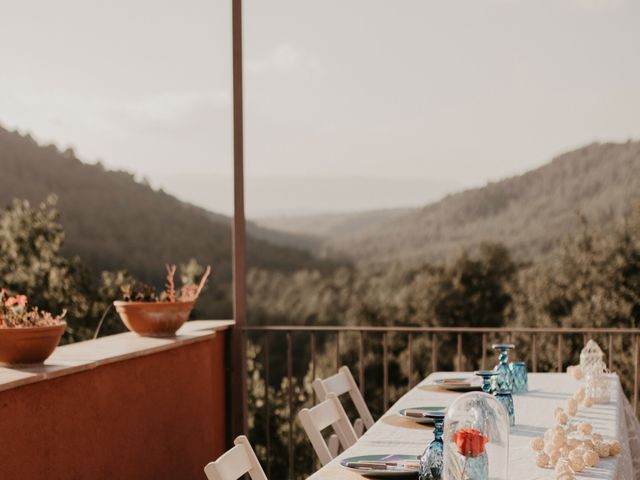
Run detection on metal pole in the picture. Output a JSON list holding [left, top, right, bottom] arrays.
[[231, 0, 248, 438]]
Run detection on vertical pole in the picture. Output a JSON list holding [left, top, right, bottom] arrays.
[[383, 333, 389, 412], [359, 331, 365, 394], [634, 335, 639, 414], [287, 332, 294, 479], [407, 333, 413, 390], [431, 334, 438, 373], [231, 0, 248, 439], [557, 334, 562, 373], [336, 331, 341, 372], [263, 334, 271, 478]]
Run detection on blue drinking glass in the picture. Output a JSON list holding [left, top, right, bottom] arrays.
[[491, 344, 515, 393], [494, 391, 515, 427], [492, 344, 516, 427], [419, 411, 445, 480], [509, 361, 528, 393], [474, 370, 498, 394]]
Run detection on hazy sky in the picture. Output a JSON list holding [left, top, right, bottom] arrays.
[[1, 0, 639, 216]]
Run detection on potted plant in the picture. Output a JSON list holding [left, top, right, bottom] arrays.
[[114, 265, 211, 337], [0, 289, 67, 365]]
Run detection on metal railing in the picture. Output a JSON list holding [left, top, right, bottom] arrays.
[[243, 325, 640, 478]]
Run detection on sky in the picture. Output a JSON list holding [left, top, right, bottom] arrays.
[[1, 0, 639, 217]]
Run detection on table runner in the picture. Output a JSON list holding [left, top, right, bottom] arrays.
[[307, 372, 640, 479]]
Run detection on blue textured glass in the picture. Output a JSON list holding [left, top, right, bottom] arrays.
[[495, 392, 515, 427], [474, 370, 497, 394], [419, 415, 444, 480], [509, 362, 528, 393], [491, 344, 515, 393], [462, 452, 489, 480]]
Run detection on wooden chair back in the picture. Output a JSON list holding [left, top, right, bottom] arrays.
[[204, 435, 268, 480], [312, 365, 374, 437], [298, 392, 358, 466]]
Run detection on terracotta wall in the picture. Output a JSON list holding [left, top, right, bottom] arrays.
[[0, 334, 226, 480]]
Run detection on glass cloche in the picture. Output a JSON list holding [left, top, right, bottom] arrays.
[[443, 392, 509, 480]]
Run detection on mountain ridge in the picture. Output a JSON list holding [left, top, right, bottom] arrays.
[[321, 140, 640, 264], [0, 125, 339, 288]]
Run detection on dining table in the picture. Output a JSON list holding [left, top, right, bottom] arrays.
[[306, 372, 640, 480]]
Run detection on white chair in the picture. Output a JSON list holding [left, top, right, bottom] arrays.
[[298, 392, 358, 466], [203, 435, 267, 480], [312, 365, 374, 438]]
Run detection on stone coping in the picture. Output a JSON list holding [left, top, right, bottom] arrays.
[[0, 319, 235, 393]]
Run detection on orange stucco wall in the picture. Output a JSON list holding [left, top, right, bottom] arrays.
[[0, 334, 227, 480]]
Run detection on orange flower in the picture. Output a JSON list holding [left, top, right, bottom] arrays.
[[453, 429, 488, 458]]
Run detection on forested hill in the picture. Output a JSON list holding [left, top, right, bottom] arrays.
[[323, 141, 640, 264], [0, 125, 336, 286]]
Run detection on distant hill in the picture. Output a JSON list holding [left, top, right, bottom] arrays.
[[0, 125, 339, 288], [256, 208, 410, 241], [314, 141, 640, 264]]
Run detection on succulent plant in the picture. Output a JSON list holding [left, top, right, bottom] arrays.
[[0, 289, 66, 328], [120, 264, 211, 303]]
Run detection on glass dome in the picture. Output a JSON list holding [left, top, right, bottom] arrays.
[[443, 392, 509, 480]]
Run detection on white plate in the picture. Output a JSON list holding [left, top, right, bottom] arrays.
[[433, 377, 482, 392], [397, 406, 446, 424], [340, 454, 419, 478]]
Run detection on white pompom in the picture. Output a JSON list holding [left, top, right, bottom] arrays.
[[555, 459, 572, 475], [609, 440, 622, 456], [536, 452, 550, 468], [583, 449, 599, 467], [530, 437, 545, 451], [552, 433, 566, 448], [595, 441, 610, 458], [577, 423, 592, 435], [569, 456, 585, 473]]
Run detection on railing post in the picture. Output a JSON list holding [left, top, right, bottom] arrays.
[[408, 333, 413, 389], [456, 333, 463, 372], [608, 334, 613, 372], [383, 333, 389, 411], [481, 333, 487, 370], [431, 333, 438, 373], [311, 333, 316, 403], [557, 334, 562, 373], [336, 331, 341, 372], [287, 332, 294, 479], [359, 331, 365, 394], [532, 333, 538, 373], [263, 333, 271, 478], [635, 334, 639, 414]]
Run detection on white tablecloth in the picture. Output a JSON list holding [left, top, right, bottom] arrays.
[[307, 372, 640, 479]]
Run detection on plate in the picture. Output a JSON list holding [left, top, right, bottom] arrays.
[[340, 454, 419, 478], [433, 377, 482, 392], [397, 406, 446, 424]]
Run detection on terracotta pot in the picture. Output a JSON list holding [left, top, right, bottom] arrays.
[[0, 323, 66, 365], [114, 301, 194, 337]]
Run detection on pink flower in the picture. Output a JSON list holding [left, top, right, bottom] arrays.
[[4, 295, 27, 307]]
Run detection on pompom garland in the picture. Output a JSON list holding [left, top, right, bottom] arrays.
[[529, 372, 622, 479]]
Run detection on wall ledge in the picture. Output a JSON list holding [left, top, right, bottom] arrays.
[[0, 319, 234, 393]]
